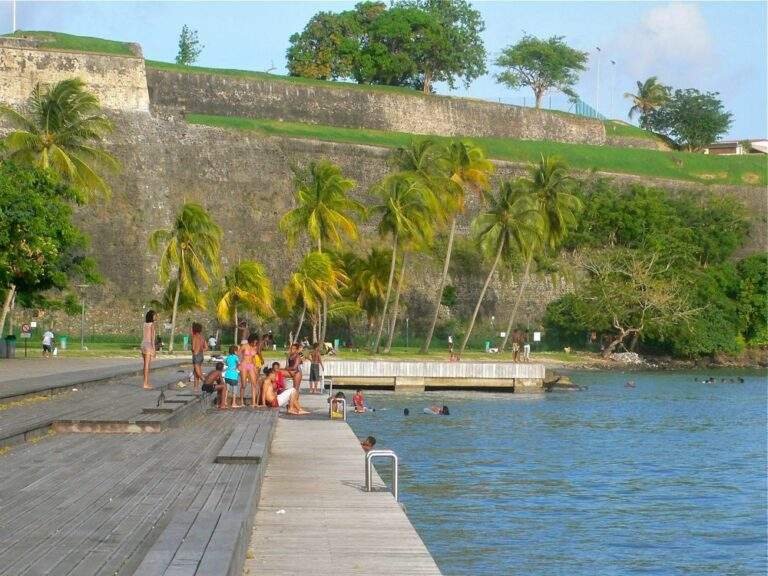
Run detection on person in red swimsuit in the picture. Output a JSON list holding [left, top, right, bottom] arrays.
[[261, 367, 309, 414]]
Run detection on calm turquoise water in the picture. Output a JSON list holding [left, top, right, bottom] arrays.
[[346, 371, 767, 575]]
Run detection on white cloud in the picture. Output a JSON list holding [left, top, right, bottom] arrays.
[[612, 2, 716, 84]]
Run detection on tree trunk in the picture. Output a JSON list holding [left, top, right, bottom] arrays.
[[0, 283, 16, 337], [169, 275, 181, 353], [500, 255, 532, 352], [312, 314, 318, 344], [421, 218, 457, 353], [233, 307, 238, 346], [460, 239, 504, 355], [422, 70, 433, 94], [385, 252, 408, 353], [374, 233, 398, 353], [320, 297, 328, 345], [294, 303, 306, 344], [534, 90, 544, 109]]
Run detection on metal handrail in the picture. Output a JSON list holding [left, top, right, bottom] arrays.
[[329, 397, 346, 420], [322, 374, 333, 396], [365, 449, 399, 501]]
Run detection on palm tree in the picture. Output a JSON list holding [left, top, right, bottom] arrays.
[[500, 155, 581, 351], [624, 77, 669, 126], [370, 173, 433, 353], [0, 78, 119, 201], [460, 183, 540, 354], [421, 140, 494, 353], [279, 160, 363, 342], [343, 249, 392, 346], [148, 203, 222, 352], [215, 260, 274, 344], [283, 251, 346, 343]]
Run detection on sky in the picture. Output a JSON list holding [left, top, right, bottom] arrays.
[[1, 1, 766, 140]]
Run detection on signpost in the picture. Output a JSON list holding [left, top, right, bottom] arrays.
[[21, 323, 31, 357]]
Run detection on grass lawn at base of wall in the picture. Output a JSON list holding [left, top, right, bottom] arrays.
[[187, 114, 766, 187], [3, 30, 135, 56]]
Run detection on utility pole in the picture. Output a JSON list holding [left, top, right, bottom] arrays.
[[610, 60, 616, 119], [77, 284, 90, 350], [11, 0, 16, 32], [595, 46, 602, 115]]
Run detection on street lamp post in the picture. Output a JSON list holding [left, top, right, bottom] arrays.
[[76, 284, 89, 350], [406, 317, 410, 349], [595, 46, 602, 115]]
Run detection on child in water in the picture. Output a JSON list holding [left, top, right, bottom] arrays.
[[424, 405, 450, 415]]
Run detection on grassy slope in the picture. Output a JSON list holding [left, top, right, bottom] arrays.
[[4, 30, 134, 56], [604, 120, 658, 141], [187, 114, 766, 187]]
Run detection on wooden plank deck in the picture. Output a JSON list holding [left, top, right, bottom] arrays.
[[243, 394, 443, 576]]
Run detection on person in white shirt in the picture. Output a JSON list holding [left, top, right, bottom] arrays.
[[42, 329, 54, 358]]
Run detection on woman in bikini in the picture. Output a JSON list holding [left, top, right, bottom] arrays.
[[191, 322, 207, 392], [239, 334, 259, 407], [285, 343, 304, 390], [141, 310, 157, 389]]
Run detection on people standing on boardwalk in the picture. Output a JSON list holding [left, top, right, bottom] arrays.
[[286, 343, 304, 389], [190, 322, 207, 392], [202, 361, 228, 408], [240, 334, 261, 407], [523, 332, 531, 362], [309, 342, 323, 394], [42, 328, 54, 358], [511, 341, 520, 362], [224, 345, 242, 408], [141, 310, 157, 389], [207, 334, 217, 351]]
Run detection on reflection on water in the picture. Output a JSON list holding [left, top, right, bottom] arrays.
[[346, 371, 767, 576]]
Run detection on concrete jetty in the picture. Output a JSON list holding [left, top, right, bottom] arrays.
[[243, 393, 443, 575], [324, 359, 545, 392]]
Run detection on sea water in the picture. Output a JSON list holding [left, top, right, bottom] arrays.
[[346, 371, 767, 575]]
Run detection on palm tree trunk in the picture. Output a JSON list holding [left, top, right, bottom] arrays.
[[374, 233, 398, 353], [460, 239, 504, 355], [169, 275, 181, 353], [421, 218, 457, 353], [0, 284, 16, 337], [294, 303, 306, 343], [233, 307, 238, 346], [320, 297, 328, 345], [500, 255, 532, 352], [384, 252, 408, 353], [312, 315, 318, 344]]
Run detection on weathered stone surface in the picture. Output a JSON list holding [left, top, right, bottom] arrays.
[[0, 39, 150, 111]]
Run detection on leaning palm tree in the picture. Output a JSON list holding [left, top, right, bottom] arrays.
[[0, 78, 119, 201], [460, 182, 541, 354], [370, 173, 433, 353], [148, 203, 222, 352], [500, 155, 581, 351], [421, 140, 494, 353], [624, 77, 669, 126], [283, 251, 346, 343], [215, 260, 274, 344], [279, 160, 363, 342]]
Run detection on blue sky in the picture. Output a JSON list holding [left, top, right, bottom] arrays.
[[2, 1, 765, 139]]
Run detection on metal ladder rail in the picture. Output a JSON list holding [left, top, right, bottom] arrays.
[[365, 449, 399, 501]]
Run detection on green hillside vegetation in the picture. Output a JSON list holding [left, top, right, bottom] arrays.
[[187, 114, 766, 187], [4, 30, 135, 56], [604, 120, 660, 141]]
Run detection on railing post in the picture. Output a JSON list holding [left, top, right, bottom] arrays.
[[365, 449, 399, 501]]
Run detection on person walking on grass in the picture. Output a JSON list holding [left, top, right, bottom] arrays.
[[224, 345, 242, 408], [191, 322, 207, 392], [42, 328, 55, 358], [141, 310, 157, 389], [309, 342, 323, 394]]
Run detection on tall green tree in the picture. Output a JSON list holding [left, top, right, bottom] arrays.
[[0, 78, 119, 201], [0, 163, 97, 336], [460, 182, 540, 353], [148, 203, 221, 352], [645, 88, 733, 151], [342, 249, 392, 345], [500, 155, 580, 351], [215, 260, 274, 345], [280, 160, 362, 342], [175, 25, 203, 66], [495, 35, 588, 109], [370, 173, 433, 352], [624, 76, 669, 127], [422, 140, 494, 353]]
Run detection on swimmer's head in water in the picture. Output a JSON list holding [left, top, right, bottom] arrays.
[[404, 408, 410, 416], [441, 405, 450, 415]]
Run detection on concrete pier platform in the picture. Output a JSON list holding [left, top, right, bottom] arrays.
[[243, 393, 442, 576]]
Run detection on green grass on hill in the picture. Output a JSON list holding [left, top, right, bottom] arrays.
[[604, 120, 659, 141], [187, 114, 766, 187], [4, 30, 135, 56]]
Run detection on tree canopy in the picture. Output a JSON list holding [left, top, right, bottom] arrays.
[[286, 0, 486, 93], [176, 25, 203, 66], [644, 88, 732, 151], [495, 35, 588, 108]]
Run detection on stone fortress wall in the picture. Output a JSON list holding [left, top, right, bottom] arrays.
[[0, 41, 763, 337]]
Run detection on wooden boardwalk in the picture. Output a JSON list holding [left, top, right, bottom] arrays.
[[243, 394, 443, 576]]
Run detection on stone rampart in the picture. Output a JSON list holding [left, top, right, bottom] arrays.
[[0, 38, 149, 111], [146, 68, 607, 145]]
